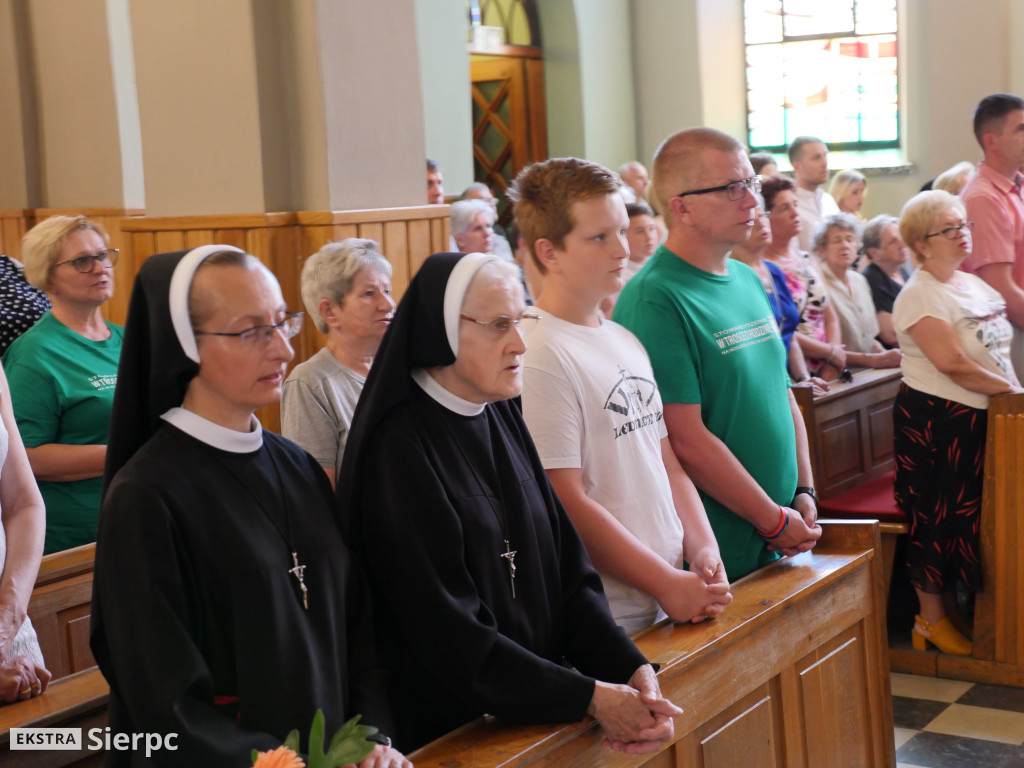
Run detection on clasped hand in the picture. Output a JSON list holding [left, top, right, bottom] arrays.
[[588, 664, 682, 755]]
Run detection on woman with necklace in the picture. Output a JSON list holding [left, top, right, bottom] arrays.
[[91, 247, 408, 766], [761, 175, 851, 381], [336, 252, 680, 753], [282, 239, 395, 487], [893, 191, 1021, 656]]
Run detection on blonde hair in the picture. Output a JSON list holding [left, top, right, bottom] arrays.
[[933, 161, 975, 195], [827, 169, 867, 211], [21, 215, 110, 289], [899, 190, 967, 267]]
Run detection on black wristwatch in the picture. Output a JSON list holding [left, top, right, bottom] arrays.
[[794, 486, 819, 511], [367, 733, 392, 749]]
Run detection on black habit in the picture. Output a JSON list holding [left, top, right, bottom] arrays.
[[90, 248, 389, 766], [337, 253, 648, 751]]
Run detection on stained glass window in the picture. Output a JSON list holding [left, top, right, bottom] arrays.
[[744, 0, 898, 153]]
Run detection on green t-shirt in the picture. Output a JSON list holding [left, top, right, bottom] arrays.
[[3, 312, 123, 553], [613, 246, 796, 579]]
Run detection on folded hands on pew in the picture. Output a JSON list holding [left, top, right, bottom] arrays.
[[0, 654, 51, 703], [766, 497, 822, 557], [588, 663, 682, 754]]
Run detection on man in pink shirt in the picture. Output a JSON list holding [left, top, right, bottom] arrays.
[[962, 93, 1024, 378]]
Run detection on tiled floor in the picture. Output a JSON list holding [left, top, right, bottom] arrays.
[[891, 672, 1024, 767]]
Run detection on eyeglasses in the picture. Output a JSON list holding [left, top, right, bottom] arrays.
[[55, 248, 119, 273], [195, 312, 304, 349], [924, 221, 974, 240], [460, 311, 540, 336], [677, 175, 762, 201]]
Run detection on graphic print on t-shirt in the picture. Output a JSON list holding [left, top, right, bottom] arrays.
[[712, 316, 778, 356], [605, 365, 662, 440]]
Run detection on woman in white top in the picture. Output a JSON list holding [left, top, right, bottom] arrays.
[[815, 213, 902, 368], [893, 190, 1022, 656], [0, 360, 50, 703]]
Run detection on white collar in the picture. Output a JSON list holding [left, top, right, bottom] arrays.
[[161, 406, 263, 452], [411, 368, 486, 417]]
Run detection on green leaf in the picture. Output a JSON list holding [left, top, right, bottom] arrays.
[[323, 715, 378, 768], [251, 748, 259, 764], [284, 729, 301, 754], [307, 710, 327, 768]]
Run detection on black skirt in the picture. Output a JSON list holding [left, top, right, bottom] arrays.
[[893, 382, 986, 594]]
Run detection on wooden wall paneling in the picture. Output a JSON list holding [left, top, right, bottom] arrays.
[[407, 219, 432, 279], [0, 209, 33, 262], [357, 221, 385, 246], [382, 220, 411, 298]]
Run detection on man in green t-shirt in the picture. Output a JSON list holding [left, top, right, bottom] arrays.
[[614, 127, 821, 579]]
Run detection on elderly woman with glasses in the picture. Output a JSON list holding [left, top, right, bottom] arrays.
[[2, 216, 123, 553], [91, 247, 409, 766], [893, 190, 1022, 657], [281, 239, 395, 487], [815, 213, 902, 372], [337, 252, 681, 753]]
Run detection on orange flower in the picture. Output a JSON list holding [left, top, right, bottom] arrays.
[[252, 746, 306, 768]]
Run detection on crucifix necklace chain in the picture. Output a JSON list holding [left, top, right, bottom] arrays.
[[209, 448, 309, 610], [436, 403, 519, 600]]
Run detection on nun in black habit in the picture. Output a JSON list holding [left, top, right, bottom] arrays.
[[89, 247, 410, 767], [336, 253, 681, 753]]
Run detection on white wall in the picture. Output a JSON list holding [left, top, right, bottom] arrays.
[[415, 0, 474, 195]]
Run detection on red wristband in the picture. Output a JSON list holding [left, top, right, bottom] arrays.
[[757, 505, 788, 539]]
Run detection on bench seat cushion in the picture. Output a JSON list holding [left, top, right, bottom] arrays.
[[819, 470, 907, 524]]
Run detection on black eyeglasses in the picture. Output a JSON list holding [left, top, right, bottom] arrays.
[[677, 175, 762, 201], [924, 221, 974, 240], [55, 248, 119, 273], [195, 312, 304, 350]]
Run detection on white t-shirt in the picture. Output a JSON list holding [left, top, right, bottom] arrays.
[[521, 310, 684, 633], [893, 269, 1017, 409], [795, 186, 840, 253]]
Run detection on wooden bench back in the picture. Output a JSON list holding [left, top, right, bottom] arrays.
[[975, 392, 1024, 671], [26, 543, 96, 680], [794, 368, 901, 499]]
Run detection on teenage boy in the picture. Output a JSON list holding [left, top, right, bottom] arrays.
[[510, 157, 731, 634], [624, 201, 660, 282]]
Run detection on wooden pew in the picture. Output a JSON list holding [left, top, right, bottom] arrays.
[[27, 544, 97, 680], [2, 544, 107, 765], [793, 367, 900, 498], [889, 391, 1024, 687], [794, 367, 906, 598], [0, 668, 109, 767], [411, 521, 896, 768]]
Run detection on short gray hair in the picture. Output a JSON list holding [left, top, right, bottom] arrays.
[[812, 212, 862, 252], [300, 238, 392, 333], [861, 214, 898, 253], [450, 199, 495, 238]]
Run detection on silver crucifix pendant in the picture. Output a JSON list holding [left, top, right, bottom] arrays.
[[500, 540, 517, 599], [289, 551, 309, 610]]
